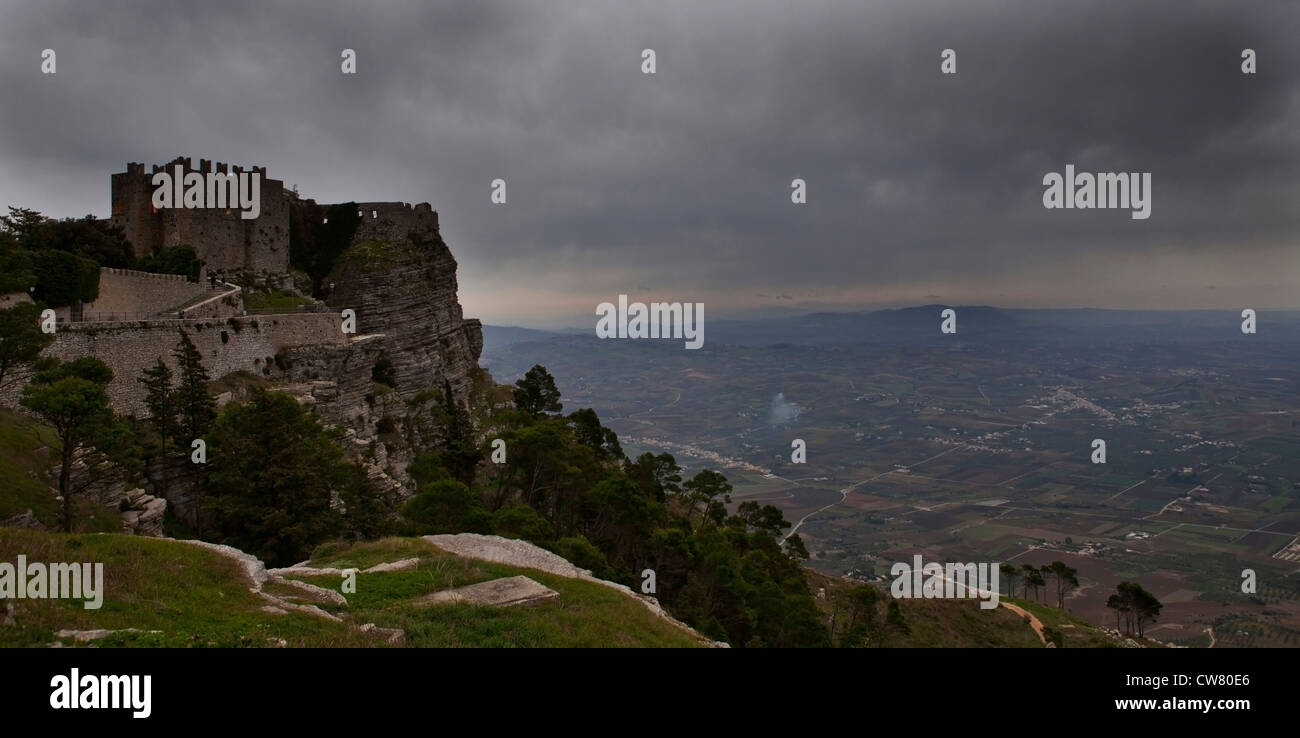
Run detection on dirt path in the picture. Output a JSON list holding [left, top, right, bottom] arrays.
[[1001, 601, 1050, 646]]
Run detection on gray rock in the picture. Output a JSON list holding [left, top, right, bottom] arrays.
[[359, 622, 406, 644], [425, 533, 727, 646], [55, 628, 160, 642], [362, 557, 420, 573], [419, 575, 560, 608], [268, 575, 349, 607], [1, 509, 44, 530]]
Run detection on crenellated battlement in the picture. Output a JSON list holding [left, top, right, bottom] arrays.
[[113, 157, 289, 274], [113, 159, 449, 279]]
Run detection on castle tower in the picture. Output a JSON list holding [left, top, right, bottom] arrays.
[[109, 158, 291, 274]]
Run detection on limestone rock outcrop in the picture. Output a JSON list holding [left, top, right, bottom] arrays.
[[324, 203, 483, 408]]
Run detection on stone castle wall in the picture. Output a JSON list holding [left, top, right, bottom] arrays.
[[74, 267, 208, 320], [42, 313, 347, 416], [350, 202, 440, 244], [112, 158, 291, 274]]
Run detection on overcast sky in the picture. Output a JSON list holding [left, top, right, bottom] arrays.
[[1, 0, 1297, 327]]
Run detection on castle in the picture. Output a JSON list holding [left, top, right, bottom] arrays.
[[1, 158, 485, 534], [5, 158, 482, 422], [111, 156, 291, 274]]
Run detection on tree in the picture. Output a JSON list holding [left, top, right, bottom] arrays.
[[624, 452, 682, 503], [568, 407, 623, 461], [172, 329, 215, 445], [0, 248, 36, 294], [512, 364, 562, 417], [137, 358, 177, 454], [734, 500, 788, 538], [1107, 582, 1162, 638], [25, 214, 133, 268], [1000, 563, 1020, 598], [783, 532, 810, 561], [1047, 560, 1079, 609], [680, 469, 733, 525], [203, 388, 393, 566], [400, 478, 489, 534], [0, 302, 53, 390], [1022, 564, 1046, 601], [29, 249, 99, 307], [834, 584, 884, 647], [438, 379, 481, 486], [1106, 592, 1130, 633], [136, 244, 200, 280], [0, 206, 45, 244], [19, 358, 136, 532]]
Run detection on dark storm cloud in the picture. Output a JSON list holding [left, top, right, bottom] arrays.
[[0, 0, 1297, 324]]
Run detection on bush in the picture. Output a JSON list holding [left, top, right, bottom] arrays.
[[371, 355, 397, 389], [400, 479, 489, 535], [551, 536, 610, 578], [491, 504, 554, 542], [30, 250, 98, 307], [202, 388, 394, 566], [136, 244, 200, 280]]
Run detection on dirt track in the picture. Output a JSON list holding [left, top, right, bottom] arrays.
[[1001, 601, 1050, 646]]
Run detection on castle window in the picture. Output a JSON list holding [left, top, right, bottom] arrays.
[[371, 210, 377, 218], [323, 217, 328, 224]]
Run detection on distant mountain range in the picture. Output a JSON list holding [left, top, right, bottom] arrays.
[[485, 305, 1300, 352]]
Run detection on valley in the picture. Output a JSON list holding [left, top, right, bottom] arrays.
[[483, 308, 1300, 646]]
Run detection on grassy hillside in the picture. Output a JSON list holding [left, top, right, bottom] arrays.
[[1005, 596, 1124, 648], [0, 407, 58, 525], [0, 530, 708, 648], [0, 407, 121, 533], [808, 569, 1119, 647]]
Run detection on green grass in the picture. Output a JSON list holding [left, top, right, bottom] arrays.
[[809, 570, 1057, 648], [291, 537, 707, 647], [1005, 596, 1120, 648], [243, 290, 314, 311], [0, 531, 708, 648], [0, 528, 364, 648], [0, 408, 140, 533], [888, 595, 1048, 648], [0, 408, 58, 525], [330, 240, 410, 275]]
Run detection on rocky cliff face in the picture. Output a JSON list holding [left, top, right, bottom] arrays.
[[325, 203, 483, 408], [277, 203, 486, 495]]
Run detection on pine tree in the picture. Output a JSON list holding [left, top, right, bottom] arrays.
[[138, 358, 177, 453], [441, 378, 481, 486], [512, 364, 562, 417], [172, 329, 215, 446]]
